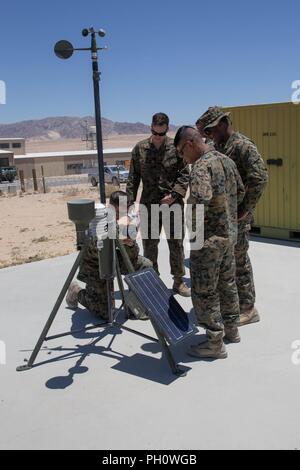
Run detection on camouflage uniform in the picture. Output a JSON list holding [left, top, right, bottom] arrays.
[[77, 237, 151, 319], [218, 132, 268, 310], [197, 107, 268, 311], [205, 138, 215, 149], [189, 150, 245, 340], [126, 136, 189, 277], [77, 238, 108, 318]]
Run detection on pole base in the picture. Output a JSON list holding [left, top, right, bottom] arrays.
[[16, 364, 32, 372], [174, 366, 187, 377]]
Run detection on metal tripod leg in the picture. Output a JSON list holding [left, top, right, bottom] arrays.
[[106, 279, 114, 325], [16, 248, 85, 371], [115, 237, 134, 319], [115, 238, 134, 273], [115, 250, 127, 316]]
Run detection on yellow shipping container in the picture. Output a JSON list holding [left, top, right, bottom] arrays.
[[223, 102, 300, 241]]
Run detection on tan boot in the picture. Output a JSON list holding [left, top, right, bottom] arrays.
[[238, 306, 260, 327], [66, 281, 82, 309], [188, 332, 227, 359], [173, 279, 191, 297], [224, 324, 241, 343]]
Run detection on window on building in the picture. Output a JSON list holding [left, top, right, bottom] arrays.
[[82, 159, 97, 169], [0, 157, 9, 166], [0, 143, 10, 149], [12, 143, 22, 148], [67, 163, 84, 170]]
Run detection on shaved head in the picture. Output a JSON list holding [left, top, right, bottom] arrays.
[[174, 125, 209, 164], [174, 126, 202, 148]]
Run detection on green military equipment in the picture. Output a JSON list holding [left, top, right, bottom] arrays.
[[67, 199, 96, 249]]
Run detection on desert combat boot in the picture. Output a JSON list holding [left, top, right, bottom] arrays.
[[188, 332, 228, 359], [238, 306, 260, 326], [224, 323, 241, 343], [173, 278, 191, 297], [66, 281, 82, 309]]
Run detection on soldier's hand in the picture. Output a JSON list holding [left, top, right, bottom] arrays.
[[238, 209, 249, 221], [160, 194, 176, 205]]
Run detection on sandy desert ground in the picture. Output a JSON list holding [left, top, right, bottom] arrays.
[[0, 185, 102, 269], [0, 133, 177, 269], [26, 132, 176, 153]]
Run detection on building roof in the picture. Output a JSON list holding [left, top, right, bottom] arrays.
[[0, 137, 25, 141], [14, 148, 132, 160], [0, 149, 14, 155]]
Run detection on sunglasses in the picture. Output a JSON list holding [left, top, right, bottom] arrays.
[[151, 128, 168, 137], [204, 128, 212, 137]]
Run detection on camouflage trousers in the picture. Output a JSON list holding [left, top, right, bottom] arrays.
[[142, 205, 185, 279], [117, 244, 153, 274], [77, 237, 152, 318], [190, 236, 240, 338], [235, 227, 256, 310], [78, 281, 110, 319], [134, 254, 153, 271]]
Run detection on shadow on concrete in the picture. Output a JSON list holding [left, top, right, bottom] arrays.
[[111, 353, 190, 384], [18, 276, 199, 388], [43, 334, 191, 388], [32, 305, 192, 388], [69, 307, 113, 339], [45, 334, 125, 390]]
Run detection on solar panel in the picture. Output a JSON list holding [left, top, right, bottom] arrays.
[[124, 268, 196, 345]]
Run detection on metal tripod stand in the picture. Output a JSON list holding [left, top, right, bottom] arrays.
[[16, 26, 186, 376], [16, 232, 185, 375]]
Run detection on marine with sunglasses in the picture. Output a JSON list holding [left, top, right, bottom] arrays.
[[126, 112, 191, 297]]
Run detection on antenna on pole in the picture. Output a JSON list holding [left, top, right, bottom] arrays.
[[54, 27, 107, 203]]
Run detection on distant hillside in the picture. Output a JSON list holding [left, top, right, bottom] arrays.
[[0, 116, 177, 140]]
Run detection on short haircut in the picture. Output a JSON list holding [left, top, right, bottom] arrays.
[[174, 126, 198, 148], [152, 112, 169, 127], [109, 190, 129, 207]]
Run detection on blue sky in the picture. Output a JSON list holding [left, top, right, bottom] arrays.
[[1, 0, 300, 125]]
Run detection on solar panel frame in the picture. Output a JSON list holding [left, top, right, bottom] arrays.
[[124, 268, 196, 345]]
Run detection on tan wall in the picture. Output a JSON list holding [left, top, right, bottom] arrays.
[[224, 102, 300, 233], [35, 157, 65, 177], [15, 158, 35, 178], [14, 151, 132, 178], [0, 139, 25, 155]]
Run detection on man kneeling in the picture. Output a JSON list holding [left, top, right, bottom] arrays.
[[66, 191, 152, 319]]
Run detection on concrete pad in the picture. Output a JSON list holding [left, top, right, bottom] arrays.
[[0, 238, 300, 450]]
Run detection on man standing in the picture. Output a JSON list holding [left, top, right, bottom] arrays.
[[195, 117, 215, 148], [174, 126, 245, 359], [126, 112, 190, 297], [196, 107, 268, 326]]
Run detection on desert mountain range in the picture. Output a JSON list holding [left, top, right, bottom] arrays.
[[0, 116, 177, 140]]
